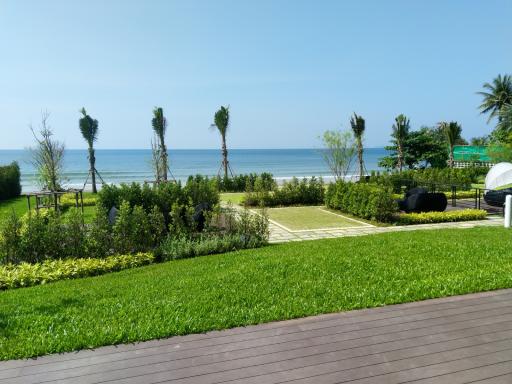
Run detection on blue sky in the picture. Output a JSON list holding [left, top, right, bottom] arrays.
[[0, 0, 510, 149]]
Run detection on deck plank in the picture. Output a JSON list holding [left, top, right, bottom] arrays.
[[2, 289, 512, 384]]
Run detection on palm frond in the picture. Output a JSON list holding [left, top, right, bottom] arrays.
[[79, 108, 99, 146]]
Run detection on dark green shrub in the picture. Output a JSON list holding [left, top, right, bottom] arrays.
[[244, 177, 324, 207], [0, 162, 22, 200], [325, 181, 397, 222], [217, 173, 275, 192]]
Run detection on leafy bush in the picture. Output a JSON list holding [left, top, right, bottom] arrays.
[[244, 177, 324, 207], [157, 207, 269, 261], [396, 209, 487, 225], [0, 162, 22, 200], [217, 172, 276, 192], [367, 168, 487, 193], [60, 193, 97, 209], [97, 177, 219, 231], [325, 181, 397, 222], [0, 253, 154, 290]]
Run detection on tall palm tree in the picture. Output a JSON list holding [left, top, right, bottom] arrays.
[[478, 74, 512, 123], [211, 106, 231, 179], [392, 114, 410, 172], [350, 113, 365, 180], [439, 121, 462, 168], [79, 108, 99, 193], [151, 107, 168, 182]]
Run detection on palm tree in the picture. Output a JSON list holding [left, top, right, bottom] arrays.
[[392, 114, 410, 172], [211, 106, 231, 179], [79, 108, 99, 193], [151, 107, 168, 182], [350, 113, 365, 180], [439, 121, 462, 168], [478, 74, 512, 123]]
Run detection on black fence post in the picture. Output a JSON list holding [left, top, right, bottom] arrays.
[[451, 185, 456, 207]]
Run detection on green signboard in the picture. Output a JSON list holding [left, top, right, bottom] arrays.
[[453, 145, 491, 162]]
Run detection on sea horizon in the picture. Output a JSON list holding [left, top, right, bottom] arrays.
[[0, 148, 389, 192]]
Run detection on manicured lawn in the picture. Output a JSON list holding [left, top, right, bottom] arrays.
[[2, 226, 512, 360], [220, 192, 245, 205], [0, 194, 96, 223], [264, 206, 368, 230]]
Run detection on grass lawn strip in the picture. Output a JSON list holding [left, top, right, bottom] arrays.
[[2, 226, 512, 360], [263, 206, 370, 231]]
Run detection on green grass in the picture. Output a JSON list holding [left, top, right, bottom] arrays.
[[0, 194, 96, 223], [2, 226, 512, 360], [264, 206, 367, 230], [220, 192, 245, 205]]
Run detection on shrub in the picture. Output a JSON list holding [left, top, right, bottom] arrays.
[[60, 193, 97, 209], [0, 253, 154, 290], [217, 173, 275, 192], [396, 209, 487, 225], [244, 177, 324, 207], [367, 168, 487, 193], [157, 206, 269, 261], [0, 162, 22, 200], [325, 181, 397, 222]]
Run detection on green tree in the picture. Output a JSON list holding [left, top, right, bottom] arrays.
[[478, 74, 512, 143], [151, 107, 168, 182], [391, 114, 410, 172], [320, 130, 356, 180], [350, 113, 366, 180], [210, 106, 231, 179], [79, 108, 99, 193], [493, 104, 512, 143], [470, 136, 489, 146], [439, 121, 462, 168]]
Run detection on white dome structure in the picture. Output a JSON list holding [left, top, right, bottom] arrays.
[[485, 162, 512, 191]]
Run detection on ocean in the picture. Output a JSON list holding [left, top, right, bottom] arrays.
[[0, 148, 388, 192]]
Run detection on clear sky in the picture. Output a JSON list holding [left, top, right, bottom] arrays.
[[0, 0, 510, 150]]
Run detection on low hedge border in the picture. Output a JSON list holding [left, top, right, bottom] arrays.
[[0, 253, 154, 290], [396, 209, 487, 225], [60, 194, 97, 208]]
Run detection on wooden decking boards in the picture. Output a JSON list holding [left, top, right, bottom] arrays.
[[2, 289, 512, 383]]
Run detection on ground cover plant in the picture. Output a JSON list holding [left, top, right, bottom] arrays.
[[0, 162, 21, 200], [396, 209, 487, 225], [264, 206, 367, 230], [2, 226, 512, 360]]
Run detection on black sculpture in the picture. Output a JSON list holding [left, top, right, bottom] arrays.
[[193, 202, 211, 232], [397, 188, 447, 213], [484, 188, 512, 207]]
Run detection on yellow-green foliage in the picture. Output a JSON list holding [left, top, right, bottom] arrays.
[[397, 209, 487, 225], [60, 193, 97, 208], [0, 253, 154, 290]]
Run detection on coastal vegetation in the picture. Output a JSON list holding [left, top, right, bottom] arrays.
[[2, 226, 512, 360], [319, 129, 356, 180], [0, 162, 21, 200], [211, 105, 232, 179], [350, 112, 366, 179], [151, 107, 169, 182]]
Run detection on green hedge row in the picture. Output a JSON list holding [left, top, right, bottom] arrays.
[[244, 177, 324, 207], [0, 162, 22, 200], [325, 181, 397, 222], [217, 173, 275, 192], [367, 167, 487, 193], [0, 253, 154, 290], [397, 209, 487, 225]]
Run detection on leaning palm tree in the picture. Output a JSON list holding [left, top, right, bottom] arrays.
[[79, 108, 99, 193], [350, 113, 366, 180], [210, 105, 232, 179], [392, 114, 410, 172], [478, 74, 512, 123], [439, 121, 462, 168], [151, 107, 168, 182]]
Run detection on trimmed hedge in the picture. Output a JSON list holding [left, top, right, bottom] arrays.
[[325, 181, 397, 222], [0, 162, 22, 200], [217, 173, 275, 192], [60, 194, 97, 208], [0, 253, 154, 290], [244, 177, 324, 207], [397, 209, 487, 225]]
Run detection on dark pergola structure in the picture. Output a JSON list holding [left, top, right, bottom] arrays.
[[25, 189, 84, 213]]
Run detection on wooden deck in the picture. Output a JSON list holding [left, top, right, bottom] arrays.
[[2, 289, 512, 383]]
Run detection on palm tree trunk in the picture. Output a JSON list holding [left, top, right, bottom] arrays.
[[397, 142, 403, 172], [159, 134, 168, 181], [357, 139, 364, 180], [89, 146, 97, 193], [449, 146, 454, 168], [222, 135, 228, 179]]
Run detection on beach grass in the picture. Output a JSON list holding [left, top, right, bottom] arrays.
[[264, 206, 368, 230], [2, 226, 512, 360]]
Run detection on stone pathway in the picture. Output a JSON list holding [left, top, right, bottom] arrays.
[[268, 217, 503, 243]]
